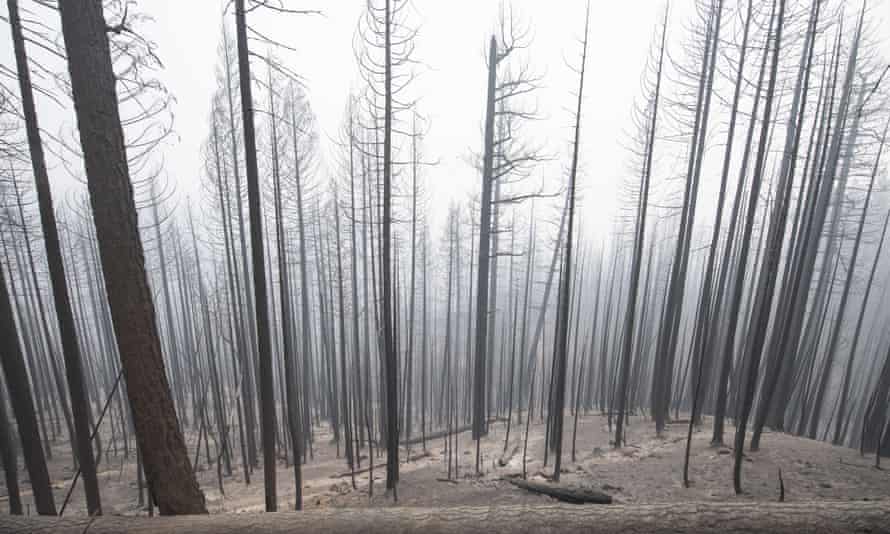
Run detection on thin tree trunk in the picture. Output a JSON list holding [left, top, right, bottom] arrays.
[[7, 0, 101, 513], [233, 0, 277, 510], [731, 0, 786, 495]]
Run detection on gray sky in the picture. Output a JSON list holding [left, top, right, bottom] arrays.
[[146, 0, 674, 238], [2, 0, 889, 241]]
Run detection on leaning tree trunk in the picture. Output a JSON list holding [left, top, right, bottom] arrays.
[[651, 0, 722, 436], [0, 261, 56, 515], [732, 0, 786, 495], [616, 7, 664, 450], [804, 8, 865, 441], [0, 374, 22, 514], [839, 207, 890, 446], [7, 0, 101, 514], [57, 0, 206, 514], [690, 0, 751, 444], [551, 5, 589, 480], [747, 0, 819, 452], [830, 118, 888, 445], [709, 5, 773, 445]]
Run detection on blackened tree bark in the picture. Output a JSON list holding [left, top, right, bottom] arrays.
[[748, 0, 820, 450], [0, 376, 22, 514], [651, 0, 723, 436], [688, 0, 752, 445], [233, 0, 277, 511], [732, 0, 786, 495], [334, 191, 355, 484], [57, 0, 206, 514], [291, 91, 314, 472], [841, 207, 890, 446], [7, 0, 101, 514], [272, 79, 302, 508], [804, 8, 865, 441], [221, 25, 259, 468], [830, 116, 888, 446], [710, 5, 774, 444], [0, 259, 56, 515], [550, 1, 589, 481], [472, 36, 498, 462], [380, 0, 400, 494], [616, 6, 665, 450]]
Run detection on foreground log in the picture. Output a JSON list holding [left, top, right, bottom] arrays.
[[2, 501, 888, 533], [505, 478, 613, 504]]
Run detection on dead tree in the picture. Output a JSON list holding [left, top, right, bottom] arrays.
[[830, 115, 888, 446], [550, 1, 589, 481], [472, 6, 546, 473], [615, 6, 666, 450], [6, 0, 101, 514], [803, 10, 866, 441], [0, 258, 55, 514], [355, 0, 419, 495], [731, 0, 787, 495], [58, 0, 206, 514], [650, 0, 724, 436], [0, 371, 22, 514], [840, 206, 890, 447], [748, 0, 822, 450], [233, 0, 279, 510], [710, 0, 776, 445]]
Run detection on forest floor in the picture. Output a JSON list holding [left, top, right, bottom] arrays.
[[4, 413, 889, 515]]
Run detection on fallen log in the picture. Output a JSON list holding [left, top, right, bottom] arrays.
[[3, 501, 889, 533], [400, 418, 508, 447], [333, 451, 431, 478], [504, 477, 613, 504], [401, 425, 472, 446]]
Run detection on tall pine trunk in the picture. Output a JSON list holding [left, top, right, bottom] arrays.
[[58, 0, 206, 514], [233, 0, 277, 510]]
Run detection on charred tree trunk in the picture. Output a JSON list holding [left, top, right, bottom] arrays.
[[472, 37, 498, 464], [616, 7, 664, 449], [732, 0, 786, 495], [0, 263, 53, 514], [58, 0, 206, 514], [233, 0, 277, 511], [7, 0, 100, 514], [551, 4, 589, 480]]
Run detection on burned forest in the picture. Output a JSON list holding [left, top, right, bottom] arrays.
[[0, 0, 890, 532]]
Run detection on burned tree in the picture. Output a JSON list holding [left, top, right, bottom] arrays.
[[58, 0, 206, 514]]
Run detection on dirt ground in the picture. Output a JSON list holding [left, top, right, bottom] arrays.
[[4, 413, 889, 516]]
